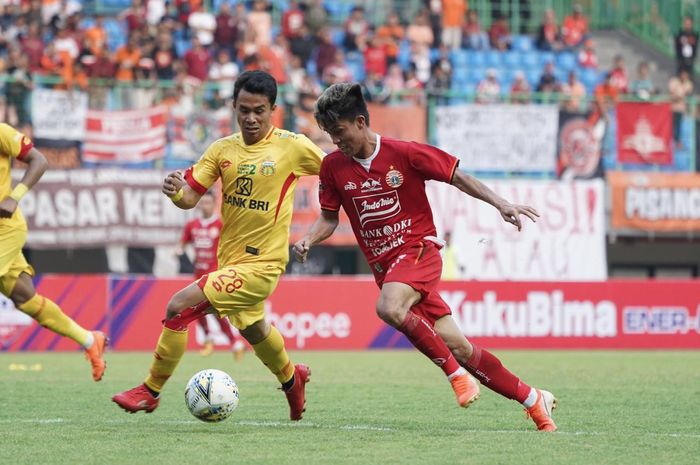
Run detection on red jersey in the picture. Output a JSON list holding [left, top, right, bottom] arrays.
[[319, 136, 458, 269], [181, 216, 223, 278]]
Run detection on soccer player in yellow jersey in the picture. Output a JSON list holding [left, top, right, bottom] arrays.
[[112, 71, 324, 420], [0, 123, 107, 381]]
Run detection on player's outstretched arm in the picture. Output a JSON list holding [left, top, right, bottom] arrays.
[[0, 148, 48, 218], [162, 171, 202, 210], [451, 170, 539, 231], [293, 209, 340, 263]]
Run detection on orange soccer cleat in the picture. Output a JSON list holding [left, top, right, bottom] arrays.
[[232, 340, 245, 361], [199, 340, 214, 357], [283, 364, 310, 421], [450, 373, 480, 408], [525, 389, 558, 432], [85, 331, 108, 382], [112, 384, 160, 413]]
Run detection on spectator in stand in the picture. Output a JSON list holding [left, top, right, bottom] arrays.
[[188, 4, 216, 48], [675, 16, 698, 75], [183, 35, 210, 83], [441, 0, 466, 50], [364, 34, 388, 78], [284, 54, 306, 106], [315, 27, 338, 80], [209, 49, 239, 100], [509, 70, 531, 104], [321, 50, 353, 86], [20, 22, 45, 72], [304, 0, 329, 37], [488, 12, 511, 51], [407, 9, 434, 55], [83, 14, 107, 57], [410, 43, 432, 84], [248, 0, 271, 47], [343, 6, 369, 52], [114, 34, 141, 81], [53, 24, 80, 61], [121, 0, 148, 36], [298, 70, 322, 111], [261, 34, 289, 85], [82, 49, 115, 109], [476, 68, 501, 103], [364, 70, 388, 103], [629, 61, 657, 101], [577, 38, 598, 69], [593, 72, 619, 120], [376, 11, 405, 66], [48, 0, 82, 33], [281, 0, 304, 41], [403, 64, 425, 104], [425, 61, 451, 104], [560, 70, 586, 112], [609, 55, 629, 94], [384, 62, 408, 103], [4, 52, 33, 129], [536, 9, 561, 51], [432, 45, 453, 76], [424, 0, 443, 47], [152, 31, 178, 80], [214, 2, 239, 55], [536, 61, 560, 96], [561, 3, 588, 48], [462, 9, 489, 50], [289, 24, 315, 68], [669, 70, 694, 149]]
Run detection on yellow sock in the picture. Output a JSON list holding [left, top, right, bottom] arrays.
[[252, 325, 294, 384], [19, 294, 90, 347], [144, 327, 188, 393]]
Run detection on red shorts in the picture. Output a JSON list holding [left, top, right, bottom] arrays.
[[372, 241, 452, 325]]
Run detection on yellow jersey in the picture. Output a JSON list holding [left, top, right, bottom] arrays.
[[0, 123, 33, 231], [184, 127, 323, 267]]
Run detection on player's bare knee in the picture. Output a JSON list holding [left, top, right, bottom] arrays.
[[375, 300, 406, 327]]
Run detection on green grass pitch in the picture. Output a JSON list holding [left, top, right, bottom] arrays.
[[1, 350, 698, 465]]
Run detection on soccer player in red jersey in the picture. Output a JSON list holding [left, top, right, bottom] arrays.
[[177, 190, 245, 359], [294, 83, 557, 432]]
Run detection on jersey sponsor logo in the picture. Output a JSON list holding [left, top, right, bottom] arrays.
[[352, 191, 401, 227], [234, 177, 253, 196], [261, 160, 276, 176], [223, 192, 270, 212], [237, 163, 256, 175], [385, 169, 404, 188], [344, 181, 357, 191], [360, 178, 382, 192]]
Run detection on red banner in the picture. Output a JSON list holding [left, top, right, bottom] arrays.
[[1, 276, 698, 351], [616, 102, 673, 165]]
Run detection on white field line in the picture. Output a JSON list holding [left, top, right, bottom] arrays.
[[1, 418, 699, 439]]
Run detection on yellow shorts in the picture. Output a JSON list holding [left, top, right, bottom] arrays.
[[0, 228, 34, 297], [197, 262, 284, 330]]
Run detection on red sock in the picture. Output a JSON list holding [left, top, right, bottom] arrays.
[[164, 301, 211, 331], [465, 343, 531, 402], [216, 317, 237, 342], [399, 311, 461, 376]]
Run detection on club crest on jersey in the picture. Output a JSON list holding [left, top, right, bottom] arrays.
[[385, 169, 404, 188], [261, 160, 276, 176], [344, 181, 357, 191], [360, 178, 382, 192]]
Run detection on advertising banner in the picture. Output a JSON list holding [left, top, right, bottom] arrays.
[[168, 106, 233, 162], [13, 169, 194, 248], [83, 106, 167, 163], [427, 179, 607, 280], [1, 277, 698, 351], [557, 110, 604, 179], [30, 88, 87, 140], [616, 102, 673, 165], [434, 104, 558, 173], [609, 171, 700, 232]]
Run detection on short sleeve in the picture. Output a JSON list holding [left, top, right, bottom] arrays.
[[407, 141, 459, 183], [0, 123, 33, 160], [292, 134, 324, 177], [185, 140, 222, 194], [318, 158, 341, 212]]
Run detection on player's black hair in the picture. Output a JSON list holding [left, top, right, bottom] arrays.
[[314, 83, 370, 129], [233, 70, 277, 106]]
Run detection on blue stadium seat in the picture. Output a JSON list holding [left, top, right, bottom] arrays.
[[526, 69, 541, 87], [468, 51, 486, 67], [306, 59, 317, 76], [521, 51, 539, 69], [331, 28, 345, 46], [557, 52, 577, 71], [539, 51, 555, 66], [450, 49, 469, 67], [580, 68, 601, 89], [452, 66, 470, 85], [485, 50, 502, 67], [175, 38, 191, 57], [104, 18, 126, 51], [502, 51, 521, 68], [512, 35, 533, 52]]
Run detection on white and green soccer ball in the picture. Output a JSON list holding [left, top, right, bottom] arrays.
[[185, 369, 239, 422]]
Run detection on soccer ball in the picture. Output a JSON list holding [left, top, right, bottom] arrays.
[[185, 369, 239, 422]]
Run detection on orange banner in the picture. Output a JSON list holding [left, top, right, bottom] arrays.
[[609, 171, 700, 231]]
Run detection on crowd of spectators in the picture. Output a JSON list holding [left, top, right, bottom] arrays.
[[0, 0, 697, 131]]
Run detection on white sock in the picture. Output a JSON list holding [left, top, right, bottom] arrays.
[[82, 332, 95, 350], [447, 367, 467, 381], [521, 388, 538, 408]]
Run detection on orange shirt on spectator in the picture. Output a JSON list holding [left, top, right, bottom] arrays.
[[85, 26, 108, 56], [562, 15, 588, 47], [376, 24, 404, 58], [442, 0, 467, 28], [114, 46, 141, 81]]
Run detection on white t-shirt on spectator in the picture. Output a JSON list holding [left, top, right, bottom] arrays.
[[147, 0, 165, 25], [54, 36, 80, 59], [209, 61, 240, 99], [189, 11, 217, 46]]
